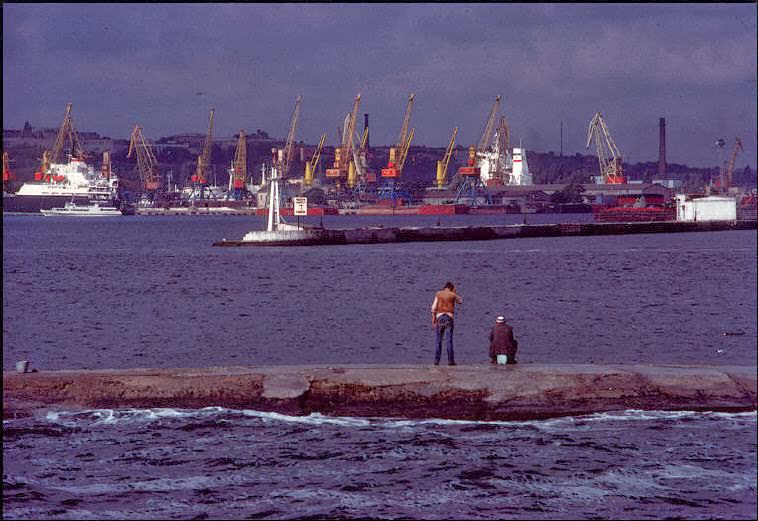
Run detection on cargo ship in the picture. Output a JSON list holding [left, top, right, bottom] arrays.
[[3, 155, 120, 214]]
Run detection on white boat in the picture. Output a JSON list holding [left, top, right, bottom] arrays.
[[40, 201, 122, 217]]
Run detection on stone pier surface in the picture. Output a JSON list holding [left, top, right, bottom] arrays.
[[3, 364, 756, 421]]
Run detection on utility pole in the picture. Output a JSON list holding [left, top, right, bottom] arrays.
[[560, 121, 563, 157]]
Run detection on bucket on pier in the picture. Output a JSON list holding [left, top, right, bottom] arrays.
[[496, 355, 508, 365], [16, 360, 29, 374]]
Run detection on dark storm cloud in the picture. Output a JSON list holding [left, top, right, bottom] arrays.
[[3, 3, 756, 167]]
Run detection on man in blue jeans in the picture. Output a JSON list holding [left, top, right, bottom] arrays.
[[430, 281, 463, 366]]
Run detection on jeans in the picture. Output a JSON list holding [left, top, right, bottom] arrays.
[[434, 314, 455, 364]]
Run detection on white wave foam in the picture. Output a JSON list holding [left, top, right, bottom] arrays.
[[41, 407, 755, 428]]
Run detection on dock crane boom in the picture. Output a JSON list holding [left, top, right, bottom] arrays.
[[127, 125, 160, 191], [436, 127, 458, 188], [193, 108, 215, 185], [231, 130, 247, 189], [724, 137, 744, 191], [586, 112, 625, 184], [48, 102, 86, 164], [382, 93, 416, 179], [280, 96, 302, 178], [304, 132, 326, 187], [478, 96, 501, 153], [326, 94, 361, 186]]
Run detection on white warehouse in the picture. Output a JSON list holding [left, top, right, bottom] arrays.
[[675, 194, 737, 221]]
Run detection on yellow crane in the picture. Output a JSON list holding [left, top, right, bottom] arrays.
[[231, 130, 247, 190], [48, 102, 86, 165], [382, 93, 415, 179], [279, 96, 302, 178], [127, 125, 160, 191], [304, 132, 326, 187], [723, 137, 744, 192], [193, 108, 214, 185], [586, 112, 625, 184], [326, 94, 361, 187], [436, 127, 458, 188]]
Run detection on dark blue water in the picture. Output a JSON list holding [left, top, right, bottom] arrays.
[[3, 214, 757, 519]]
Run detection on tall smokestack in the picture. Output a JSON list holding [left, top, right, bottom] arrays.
[[364, 113, 369, 148], [658, 117, 667, 178]]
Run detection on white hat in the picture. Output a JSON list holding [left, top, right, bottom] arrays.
[[496, 315, 506, 323]]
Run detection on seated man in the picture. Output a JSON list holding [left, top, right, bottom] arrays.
[[489, 315, 518, 364]]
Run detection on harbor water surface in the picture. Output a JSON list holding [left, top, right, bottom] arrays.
[[3, 214, 757, 519]]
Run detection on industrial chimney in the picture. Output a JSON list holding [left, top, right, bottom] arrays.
[[364, 113, 369, 148], [657, 117, 667, 178]]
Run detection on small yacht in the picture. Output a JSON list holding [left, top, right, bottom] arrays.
[[40, 201, 123, 217]]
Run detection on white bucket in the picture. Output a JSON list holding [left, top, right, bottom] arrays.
[[496, 354, 508, 365], [16, 360, 29, 373]]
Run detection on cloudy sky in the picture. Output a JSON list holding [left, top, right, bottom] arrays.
[[3, 3, 756, 168]]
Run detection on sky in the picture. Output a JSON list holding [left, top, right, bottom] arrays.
[[3, 3, 756, 168]]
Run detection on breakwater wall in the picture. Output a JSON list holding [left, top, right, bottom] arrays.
[[213, 219, 757, 247], [4, 364, 755, 421]]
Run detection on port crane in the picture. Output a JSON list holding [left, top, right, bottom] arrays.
[[723, 137, 744, 192], [304, 132, 327, 187], [278, 96, 302, 178], [227, 130, 247, 199], [455, 96, 501, 205], [326, 94, 361, 189], [127, 125, 161, 195], [48, 103, 87, 165], [586, 112, 625, 184], [436, 128, 458, 188], [101, 151, 112, 179], [379, 93, 415, 205], [191, 108, 214, 198], [2, 151, 13, 188]]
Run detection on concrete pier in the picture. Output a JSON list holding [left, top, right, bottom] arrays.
[[4, 364, 755, 421], [213, 220, 757, 247]]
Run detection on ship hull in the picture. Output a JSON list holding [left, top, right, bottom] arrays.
[[2, 194, 97, 214]]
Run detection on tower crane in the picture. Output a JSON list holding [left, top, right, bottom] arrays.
[[48, 102, 87, 165], [586, 112, 625, 184], [304, 132, 326, 187], [192, 108, 215, 188], [326, 94, 361, 187], [436, 128, 458, 188], [231, 130, 247, 191], [127, 125, 160, 192], [278, 96, 302, 178], [723, 137, 744, 192]]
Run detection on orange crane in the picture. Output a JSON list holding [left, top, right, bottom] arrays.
[[586, 112, 625, 184], [723, 137, 744, 192], [127, 125, 160, 192], [304, 132, 326, 187], [231, 130, 247, 190], [192, 108, 214, 186], [436, 128, 458, 188], [381, 93, 415, 179], [2, 151, 13, 187], [326, 94, 361, 187]]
